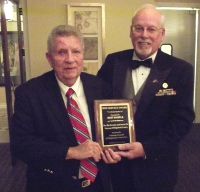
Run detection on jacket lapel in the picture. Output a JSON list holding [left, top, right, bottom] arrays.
[[42, 71, 77, 144], [113, 50, 134, 99], [135, 50, 172, 121], [135, 65, 171, 121]]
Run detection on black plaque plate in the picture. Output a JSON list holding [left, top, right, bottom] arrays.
[[94, 99, 135, 150]]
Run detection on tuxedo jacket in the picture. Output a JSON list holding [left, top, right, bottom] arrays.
[[10, 70, 112, 192], [97, 49, 195, 191]]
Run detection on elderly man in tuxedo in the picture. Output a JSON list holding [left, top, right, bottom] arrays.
[[97, 4, 195, 192], [10, 25, 120, 192]]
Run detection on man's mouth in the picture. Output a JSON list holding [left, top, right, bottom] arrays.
[[138, 41, 151, 45]]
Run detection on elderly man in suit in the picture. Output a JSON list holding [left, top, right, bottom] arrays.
[[97, 4, 195, 192], [10, 25, 120, 192]]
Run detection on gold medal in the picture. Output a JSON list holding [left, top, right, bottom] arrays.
[[162, 83, 168, 89]]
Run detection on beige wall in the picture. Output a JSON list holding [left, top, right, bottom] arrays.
[[1, 0, 200, 122], [1, 0, 154, 104], [24, 0, 154, 78], [156, 0, 199, 3]]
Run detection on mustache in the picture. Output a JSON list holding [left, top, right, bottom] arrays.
[[137, 39, 152, 44]]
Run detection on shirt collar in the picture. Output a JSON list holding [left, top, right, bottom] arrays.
[[132, 51, 157, 64], [56, 75, 82, 97]]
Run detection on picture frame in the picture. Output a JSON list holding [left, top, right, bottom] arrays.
[[0, 32, 21, 86], [66, 3, 105, 75]]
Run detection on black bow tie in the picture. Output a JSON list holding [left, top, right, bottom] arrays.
[[130, 58, 152, 69]]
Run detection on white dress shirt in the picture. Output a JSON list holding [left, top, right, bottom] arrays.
[[56, 75, 93, 178], [56, 76, 92, 139], [132, 51, 157, 94]]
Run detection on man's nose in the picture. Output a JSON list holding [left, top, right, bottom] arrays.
[[65, 52, 74, 62], [141, 27, 149, 37]]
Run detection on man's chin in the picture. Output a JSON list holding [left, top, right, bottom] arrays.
[[135, 49, 152, 58]]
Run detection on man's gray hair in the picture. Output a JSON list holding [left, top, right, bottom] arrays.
[[131, 4, 165, 28], [47, 25, 84, 53]]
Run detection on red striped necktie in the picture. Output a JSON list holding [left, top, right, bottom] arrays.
[[66, 88, 98, 182]]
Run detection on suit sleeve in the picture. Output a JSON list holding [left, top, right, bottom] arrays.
[[10, 84, 73, 174], [142, 62, 195, 160]]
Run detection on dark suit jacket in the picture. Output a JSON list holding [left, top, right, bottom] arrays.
[[97, 49, 195, 192], [10, 70, 112, 192]]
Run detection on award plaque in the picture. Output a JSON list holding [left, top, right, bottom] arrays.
[[94, 99, 136, 150]]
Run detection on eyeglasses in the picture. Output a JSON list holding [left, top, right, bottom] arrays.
[[132, 26, 163, 35]]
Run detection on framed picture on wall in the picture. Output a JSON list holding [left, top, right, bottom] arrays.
[[66, 3, 105, 75], [75, 11, 98, 35], [84, 37, 98, 60], [0, 32, 22, 86]]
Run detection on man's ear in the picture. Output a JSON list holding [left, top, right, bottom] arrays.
[[129, 25, 133, 38], [45, 52, 53, 68], [161, 28, 166, 41]]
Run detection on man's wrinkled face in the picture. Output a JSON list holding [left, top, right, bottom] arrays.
[[130, 8, 165, 60], [46, 35, 84, 86]]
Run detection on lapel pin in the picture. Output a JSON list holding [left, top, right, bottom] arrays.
[[162, 83, 168, 89], [153, 79, 158, 83]]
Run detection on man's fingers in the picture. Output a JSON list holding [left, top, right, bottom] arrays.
[[107, 148, 121, 161], [101, 149, 122, 164], [101, 151, 109, 163], [118, 143, 129, 150], [116, 151, 129, 157]]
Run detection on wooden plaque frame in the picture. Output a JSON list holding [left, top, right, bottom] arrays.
[[94, 99, 136, 150]]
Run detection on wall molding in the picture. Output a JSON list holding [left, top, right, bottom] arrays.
[[0, 103, 7, 109]]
